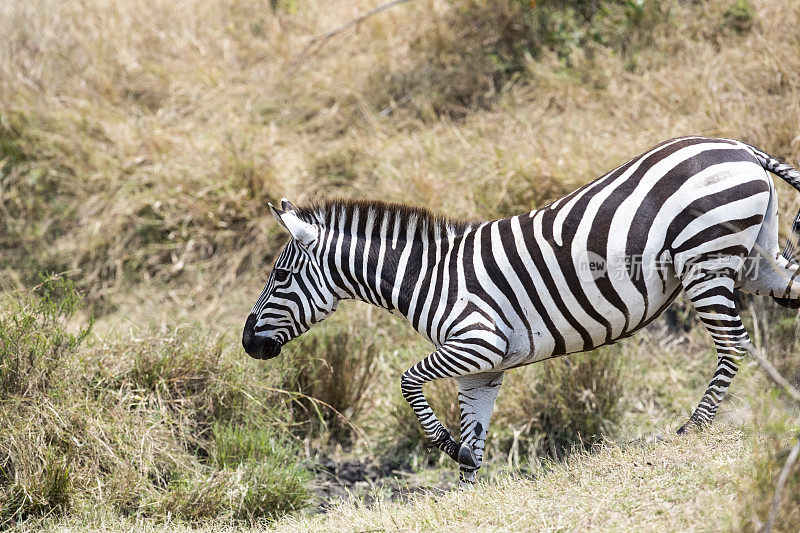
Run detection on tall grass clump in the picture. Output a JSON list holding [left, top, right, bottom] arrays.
[[0, 277, 92, 398], [96, 329, 313, 522], [155, 424, 310, 521], [279, 322, 380, 441], [0, 278, 90, 524], [493, 349, 623, 465]]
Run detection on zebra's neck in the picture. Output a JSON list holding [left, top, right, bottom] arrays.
[[311, 206, 470, 340]]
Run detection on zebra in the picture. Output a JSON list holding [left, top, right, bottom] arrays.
[[242, 136, 800, 483]]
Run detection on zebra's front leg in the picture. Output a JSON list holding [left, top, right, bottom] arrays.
[[456, 371, 504, 484], [400, 348, 499, 468]]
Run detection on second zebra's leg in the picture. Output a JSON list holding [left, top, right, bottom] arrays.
[[400, 346, 500, 468], [455, 371, 504, 484], [679, 275, 749, 434]]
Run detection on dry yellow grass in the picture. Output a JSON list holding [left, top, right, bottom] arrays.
[[3, 0, 800, 529], [32, 417, 791, 532], [274, 426, 754, 532], [2, 0, 800, 331]]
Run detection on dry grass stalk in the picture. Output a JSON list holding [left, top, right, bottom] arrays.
[[748, 345, 800, 533]]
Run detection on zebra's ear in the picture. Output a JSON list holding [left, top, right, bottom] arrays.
[[280, 198, 297, 212], [269, 202, 288, 229], [269, 202, 317, 246]]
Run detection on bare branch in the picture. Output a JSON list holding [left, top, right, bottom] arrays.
[[308, 0, 414, 44], [747, 343, 800, 532], [748, 344, 800, 403], [762, 439, 800, 533]]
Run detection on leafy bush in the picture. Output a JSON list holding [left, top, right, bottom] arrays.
[[374, 0, 671, 119], [723, 0, 755, 33]]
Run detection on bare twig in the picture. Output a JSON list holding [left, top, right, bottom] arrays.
[[763, 439, 800, 533], [291, 0, 414, 67], [748, 344, 800, 403], [308, 0, 413, 44], [747, 343, 800, 532]]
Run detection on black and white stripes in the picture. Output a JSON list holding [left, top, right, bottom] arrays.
[[243, 136, 800, 483]]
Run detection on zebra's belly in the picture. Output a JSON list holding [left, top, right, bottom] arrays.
[[501, 267, 682, 368]]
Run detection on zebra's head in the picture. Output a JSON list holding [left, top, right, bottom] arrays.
[[242, 199, 339, 359]]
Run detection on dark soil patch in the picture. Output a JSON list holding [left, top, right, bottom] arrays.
[[310, 455, 455, 511]]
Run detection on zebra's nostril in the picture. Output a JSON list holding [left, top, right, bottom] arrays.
[[242, 314, 282, 359]]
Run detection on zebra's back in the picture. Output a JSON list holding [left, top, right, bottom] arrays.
[[471, 136, 770, 367]]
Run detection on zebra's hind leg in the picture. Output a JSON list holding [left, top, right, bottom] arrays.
[[679, 275, 749, 434], [400, 348, 499, 470], [455, 371, 504, 484]]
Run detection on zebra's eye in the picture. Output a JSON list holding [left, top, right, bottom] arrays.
[[273, 269, 291, 283]]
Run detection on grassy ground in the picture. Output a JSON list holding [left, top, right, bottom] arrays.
[[278, 427, 756, 532], [2, 0, 800, 530]]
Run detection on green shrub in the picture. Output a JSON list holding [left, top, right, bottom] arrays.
[[0, 277, 92, 398], [374, 0, 671, 119], [724, 0, 755, 33]]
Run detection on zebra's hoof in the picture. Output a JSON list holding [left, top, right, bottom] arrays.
[[677, 421, 704, 435], [457, 442, 478, 469], [458, 477, 477, 489], [459, 465, 478, 487]]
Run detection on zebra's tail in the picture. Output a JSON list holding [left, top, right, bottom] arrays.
[[747, 143, 800, 192], [746, 143, 800, 308]]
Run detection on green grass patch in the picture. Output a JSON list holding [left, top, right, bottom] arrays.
[[0, 280, 312, 527]]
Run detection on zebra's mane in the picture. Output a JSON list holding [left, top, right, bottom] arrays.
[[295, 199, 473, 238]]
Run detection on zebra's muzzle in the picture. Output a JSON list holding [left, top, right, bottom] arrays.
[[242, 314, 282, 360]]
